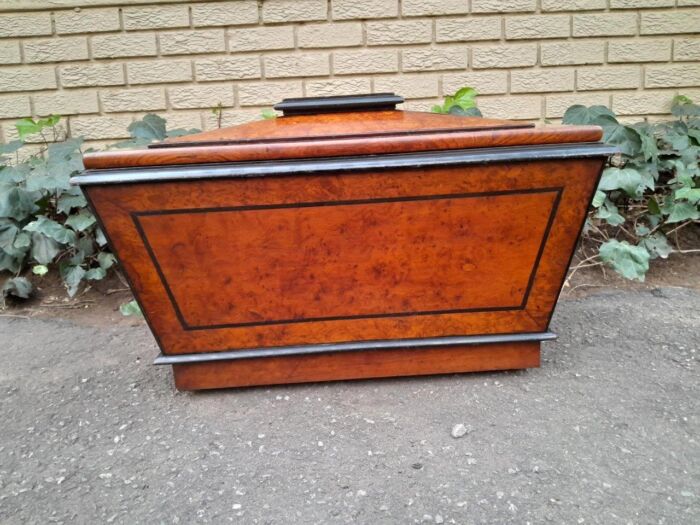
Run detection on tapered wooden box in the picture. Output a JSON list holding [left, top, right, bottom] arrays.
[[73, 94, 614, 390]]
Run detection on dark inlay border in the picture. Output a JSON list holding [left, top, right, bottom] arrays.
[[132, 187, 563, 332]]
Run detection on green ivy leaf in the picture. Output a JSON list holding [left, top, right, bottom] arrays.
[[59, 263, 86, 297], [30, 232, 60, 265], [56, 190, 87, 214], [24, 216, 76, 245], [599, 240, 650, 282], [0, 222, 18, 252], [0, 251, 22, 273], [647, 197, 661, 216], [640, 233, 673, 260], [1, 276, 32, 301], [595, 199, 625, 226], [166, 128, 201, 138], [0, 140, 23, 155], [260, 109, 277, 120], [448, 106, 483, 117], [85, 267, 106, 281], [0, 164, 30, 183], [48, 138, 83, 162], [665, 201, 700, 223], [562, 105, 616, 125], [120, 299, 143, 317], [32, 264, 49, 276], [65, 211, 96, 232], [591, 190, 606, 208], [671, 95, 700, 117], [597, 115, 642, 157], [0, 187, 39, 221], [128, 114, 167, 142], [95, 227, 107, 247], [97, 252, 116, 270], [598, 167, 652, 198], [675, 186, 700, 204]]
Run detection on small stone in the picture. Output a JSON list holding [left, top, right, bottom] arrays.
[[451, 424, 472, 438], [435, 514, 444, 523], [412, 462, 423, 470]]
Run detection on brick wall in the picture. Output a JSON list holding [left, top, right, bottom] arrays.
[[0, 0, 699, 146]]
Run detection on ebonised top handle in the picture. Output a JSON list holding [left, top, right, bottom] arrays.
[[273, 93, 404, 116]]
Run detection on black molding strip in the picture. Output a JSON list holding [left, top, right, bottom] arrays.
[[153, 331, 558, 365], [132, 187, 562, 331], [71, 143, 618, 186], [273, 93, 404, 115]]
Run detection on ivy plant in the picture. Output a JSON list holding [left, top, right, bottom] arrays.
[[432, 87, 483, 117], [0, 114, 198, 306]]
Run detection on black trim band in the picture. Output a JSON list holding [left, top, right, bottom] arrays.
[[153, 331, 557, 365], [71, 143, 617, 186], [274, 93, 404, 116]]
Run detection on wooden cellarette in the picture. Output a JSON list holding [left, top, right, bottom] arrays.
[[73, 94, 615, 390]]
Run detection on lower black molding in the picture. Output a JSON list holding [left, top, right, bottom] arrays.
[[71, 143, 617, 186], [153, 331, 557, 365]]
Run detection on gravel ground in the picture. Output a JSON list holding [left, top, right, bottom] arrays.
[[0, 287, 698, 524]]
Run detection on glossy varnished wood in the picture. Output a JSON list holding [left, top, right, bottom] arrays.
[[83, 111, 602, 169], [171, 342, 541, 390], [76, 108, 610, 390], [85, 156, 604, 358]]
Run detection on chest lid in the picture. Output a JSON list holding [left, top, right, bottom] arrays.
[[82, 93, 603, 170]]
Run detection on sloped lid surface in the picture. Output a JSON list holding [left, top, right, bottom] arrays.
[[82, 93, 603, 170]]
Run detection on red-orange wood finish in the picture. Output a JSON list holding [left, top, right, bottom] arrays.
[[77, 106, 609, 390]]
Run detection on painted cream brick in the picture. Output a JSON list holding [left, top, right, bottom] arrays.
[[442, 71, 508, 94], [612, 91, 673, 115], [60, 63, 124, 88], [332, 0, 398, 20], [608, 39, 671, 63], [545, 93, 610, 118], [0, 12, 52, 37], [92, 33, 158, 59], [238, 81, 303, 105], [610, 0, 674, 7], [265, 53, 330, 78], [192, 0, 258, 27], [127, 60, 193, 85], [169, 84, 234, 109], [305, 78, 371, 97], [366, 21, 432, 46], [33, 90, 99, 116], [674, 39, 700, 61], [511, 69, 575, 93], [472, 44, 537, 69], [577, 66, 640, 90], [573, 14, 637, 37], [202, 108, 259, 130], [0, 95, 30, 119], [229, 26, 294, 52], [541, 41, 605, 66], [506, 15, 570, 40], [402, 47, 468, 72], [123, 5, 189, 30], [678, 0, 700, 5], [69, 115, 133, 140], [402, 99, 441, 112], [402, 0, 468, 16], [192, 1, 259, 27], [374, 74, 439, 99], [472, 0, 536, 13], [641, 10, 700, 35], [101, 88, 167, 112], [54, 8, 120, 35], [161, 111, 204, 131], [262, 0, 327, 23], [194, 56, 261, 81], [0, 41, 21, 65], [160, 30, 226, 55], [0, 66, 56, 92], [333, 50, 398, 75], [436, 17, 502, 43], [299, 23, 363, 48], [477, 95, 541, 119], [646, 64, 700, 88], [542, 0, 606, 10], [23, 37, 89, 64]]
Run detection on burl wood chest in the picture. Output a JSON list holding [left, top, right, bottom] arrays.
[[73, 94, 614, 390]]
